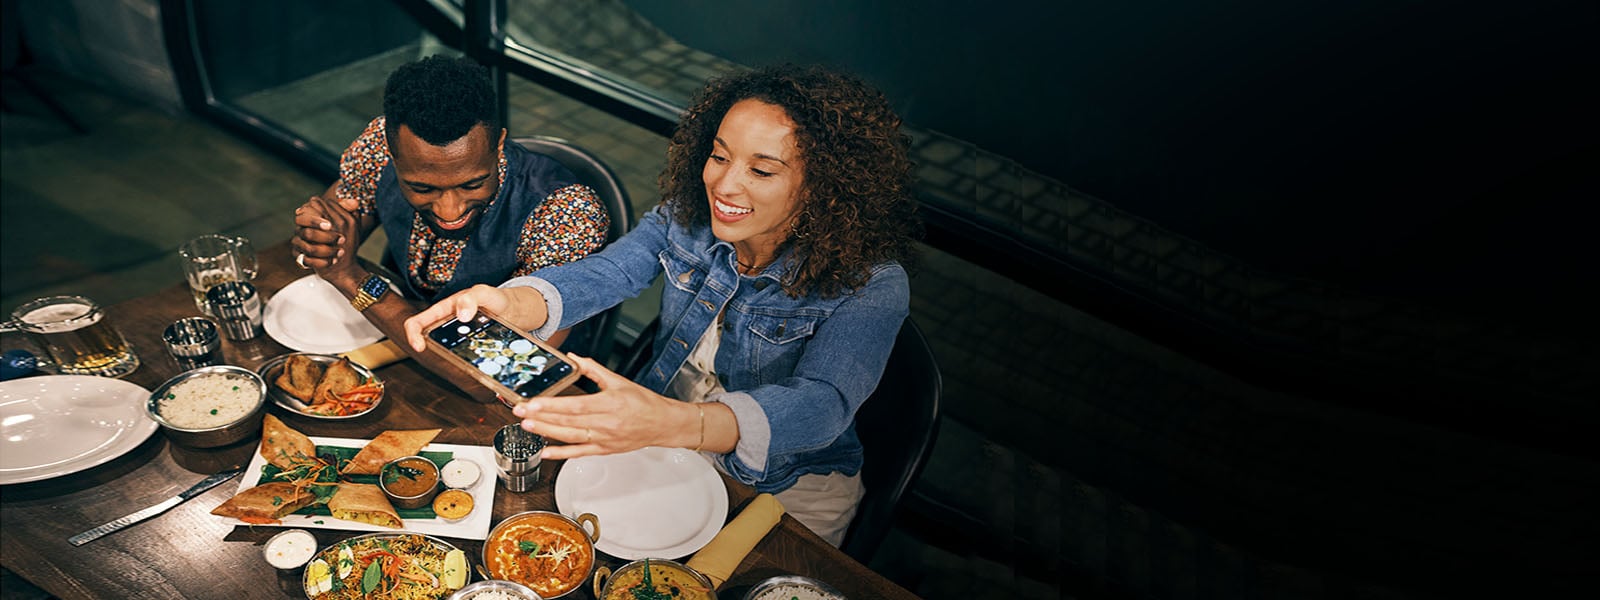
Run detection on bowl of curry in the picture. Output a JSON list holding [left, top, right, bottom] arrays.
[[594, 557, 715, 600], [483, 510, 600, 599], [379, 455, 441, 510]]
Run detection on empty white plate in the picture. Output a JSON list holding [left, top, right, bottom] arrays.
[[0, 375, 158, 484], [555, 446, 729, 559], [263, 275, 385, 354]]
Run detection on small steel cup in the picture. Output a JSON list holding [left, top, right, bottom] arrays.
[[163, 317, 222, 370], [206, 281, 262, 341], [493, 424, 544, 492]]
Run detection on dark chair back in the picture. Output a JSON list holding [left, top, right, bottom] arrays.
[[513, 135, 634, 365], [840, 317, 942, 563]]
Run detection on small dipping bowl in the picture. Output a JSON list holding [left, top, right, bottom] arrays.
[[378, 455, 441, 510], [263, 528, 318, 570], [441, 458, 482, 489]]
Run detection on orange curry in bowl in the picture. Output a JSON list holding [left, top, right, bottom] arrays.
[[485, 511, 599, 598]]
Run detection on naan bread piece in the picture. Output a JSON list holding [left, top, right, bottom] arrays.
[[340, 429, 441, 475], [260, 413, 318, 470], [275, 354, 325, 401], [210, 482, 314, 524], [312, 357, 363, 405], [327, 483, 402, 528]]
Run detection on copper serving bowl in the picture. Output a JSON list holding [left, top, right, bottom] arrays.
[[593, 558, 714, 600], [482, 510, 600, 599]]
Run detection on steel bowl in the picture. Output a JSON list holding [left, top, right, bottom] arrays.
[[741, 574, 848, 600], [146, 364, 266, 447], [446, 579, 544, 600], [379, 455, 441, 510]]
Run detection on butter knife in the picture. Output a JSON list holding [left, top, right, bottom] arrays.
[[68, 467, 243, 546]]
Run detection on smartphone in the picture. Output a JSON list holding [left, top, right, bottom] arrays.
[[424, 310, 580, 401]]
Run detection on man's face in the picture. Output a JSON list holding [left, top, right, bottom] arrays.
[[390, 123, 503, 240]]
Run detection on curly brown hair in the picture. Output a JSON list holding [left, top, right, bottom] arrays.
[[660, 64, 921, 299]]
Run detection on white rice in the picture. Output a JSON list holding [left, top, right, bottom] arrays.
[[754, 583, 842, 600], [467, 591, 524, 600], [157, 373, 257, 428]]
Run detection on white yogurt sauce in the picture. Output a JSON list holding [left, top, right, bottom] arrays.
[[264, 529, 317, 569], [441, 459, 481, 488]]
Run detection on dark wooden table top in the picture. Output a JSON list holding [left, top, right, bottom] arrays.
[[0, 240, 919, 600]]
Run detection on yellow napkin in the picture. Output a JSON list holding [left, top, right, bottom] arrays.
[[339, 339, 408, 370], [685, 493, 785, 589]]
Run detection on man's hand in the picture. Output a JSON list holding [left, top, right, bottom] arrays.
[[292, 193, 364, 285]]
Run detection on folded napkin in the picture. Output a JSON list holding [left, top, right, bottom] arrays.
[[339, 339, 408, 370], [685, 493, 785, 589]]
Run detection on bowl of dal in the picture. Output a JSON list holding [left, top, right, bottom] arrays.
[[146, 364, 266, 447]]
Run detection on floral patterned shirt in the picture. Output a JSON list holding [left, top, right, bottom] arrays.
[[334, 117, 608, 295]]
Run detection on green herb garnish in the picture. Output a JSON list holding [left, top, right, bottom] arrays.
[[630, 558, 672, 600], [360, 560, 382, 593], [518, 541, 540, 555], [271, 496, 283, 506], [382, 465, 424, 485], [210, 409, 218, 415]]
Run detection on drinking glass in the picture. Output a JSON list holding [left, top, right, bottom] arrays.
[[178, 234, 257, 316], [2, 295, 140, 377]]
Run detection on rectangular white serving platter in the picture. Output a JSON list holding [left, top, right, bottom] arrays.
[[225, 436, 496, 541]]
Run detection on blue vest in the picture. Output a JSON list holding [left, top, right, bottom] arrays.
[[375, 143, 577, 302]]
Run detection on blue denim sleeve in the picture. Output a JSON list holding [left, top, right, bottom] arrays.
[[502, 205, 671, 338], [711, 263, 910, 485]]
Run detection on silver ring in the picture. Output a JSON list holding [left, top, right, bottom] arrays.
[[295, 253, 310, 269]]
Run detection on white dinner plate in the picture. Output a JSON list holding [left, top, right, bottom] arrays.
[[263, 275, 385, 354], [555, 446, 728, 560], [0, 375, 158, 484]]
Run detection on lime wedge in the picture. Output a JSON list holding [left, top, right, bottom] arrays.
[[442, 549, 468, 590]]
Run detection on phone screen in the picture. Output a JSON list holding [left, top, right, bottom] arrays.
[[428, 313, 574, 398]]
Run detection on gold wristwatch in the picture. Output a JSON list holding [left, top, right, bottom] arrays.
[[350, 274, 391, 312]]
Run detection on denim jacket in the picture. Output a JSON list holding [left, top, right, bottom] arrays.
[[503, 205, 909, 493]]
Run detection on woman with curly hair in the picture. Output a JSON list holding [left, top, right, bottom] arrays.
[[404, 64, 919, 544]]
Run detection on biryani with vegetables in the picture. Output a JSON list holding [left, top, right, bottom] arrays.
[[302, 533, 468, 599]]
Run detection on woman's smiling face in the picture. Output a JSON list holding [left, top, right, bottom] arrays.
[[702, 99, 806, 261]]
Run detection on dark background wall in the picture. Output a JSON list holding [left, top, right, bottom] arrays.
[[192, 0, 420, 100], [628, 0, 1598, 331]]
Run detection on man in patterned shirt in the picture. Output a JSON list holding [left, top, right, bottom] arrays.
[[292, 55, 608, 402]]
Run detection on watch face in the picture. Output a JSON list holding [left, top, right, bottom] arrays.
[[362, 275, 389, 296]]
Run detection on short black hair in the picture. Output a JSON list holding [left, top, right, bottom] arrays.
[[382, 55, 498, 146]]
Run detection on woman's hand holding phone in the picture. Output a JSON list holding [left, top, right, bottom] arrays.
[[402, 284, 548, 352], [511, 353, 704, 461]]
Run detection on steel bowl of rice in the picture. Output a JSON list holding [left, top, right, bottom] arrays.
[[742, 575, 847, 600], [445, 580, 543, 600], [146, 364, 267, 447]]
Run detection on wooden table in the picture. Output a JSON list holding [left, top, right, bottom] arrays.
[[0, 241, 919, 600]]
